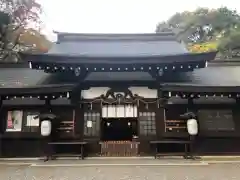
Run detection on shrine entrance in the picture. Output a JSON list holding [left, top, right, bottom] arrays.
[[101, 118, 138, 141], [100, 104, 140, 156]]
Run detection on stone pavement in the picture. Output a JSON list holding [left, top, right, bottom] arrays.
[[31, 158, 208, 166], [0, 159, 240, 180]]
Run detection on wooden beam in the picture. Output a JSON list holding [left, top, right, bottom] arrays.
[[156, 89, 165, 139], [71, 86, 84, 139]]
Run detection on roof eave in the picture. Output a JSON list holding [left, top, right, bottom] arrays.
[[21, 51, 217, 64], [0, 84, 76, 96], [161, 84, 240, 93]]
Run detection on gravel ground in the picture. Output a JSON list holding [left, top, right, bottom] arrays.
[[0, 161, 240, 180]]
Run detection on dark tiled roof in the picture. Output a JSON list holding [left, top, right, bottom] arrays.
[[0, 64, 240, 94], [45, 33, 188, 58], [161, 65, 240, 92], [0, 67, 75, 95], [84, 65, 240, 87], [163, 65, 240, 86], [0, 68, 49, 87]]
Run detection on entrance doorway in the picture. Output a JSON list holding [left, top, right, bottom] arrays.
[[101, 118, 138, 141]]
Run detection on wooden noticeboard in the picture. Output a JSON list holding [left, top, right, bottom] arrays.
[[198, 110, 235, 131]]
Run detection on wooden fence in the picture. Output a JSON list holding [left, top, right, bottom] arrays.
[[100, 141, 140, 157]]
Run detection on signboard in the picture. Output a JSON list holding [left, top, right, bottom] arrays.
[[198, 110, 235, 131], [87, 120, 93, 128], [26, 115, 39, 126], [6, 111, 23, 132]]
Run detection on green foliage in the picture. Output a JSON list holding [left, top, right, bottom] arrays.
[[188, 42, 218, 53], [218, 29, 240, 58], [156, 7, 240, 57], [156, 7, 240, 41]]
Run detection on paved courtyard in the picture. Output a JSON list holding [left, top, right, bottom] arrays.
[[0, 160, 240, 180]]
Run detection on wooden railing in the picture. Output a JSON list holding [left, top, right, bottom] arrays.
[[165, 119, 187, 133], [100, 141, 140, 157]]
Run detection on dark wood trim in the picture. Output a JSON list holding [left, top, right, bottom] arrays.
[[156, 89, 165, 139], [0, 99, 2, 156], [0, 62, 28, 68], [71, 88, 83, 139], [187, 98, 194, 112], [45, 99, 51, 111], [161, 86, 240, 93], [233, 99, 240, 136], [81, 81, 157, 89], [2, 132, 42, 139], [24, 51, 216, 64], [0, 84, 75, 96]]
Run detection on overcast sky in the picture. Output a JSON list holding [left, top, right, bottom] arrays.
[[39, 0, 239, 41]]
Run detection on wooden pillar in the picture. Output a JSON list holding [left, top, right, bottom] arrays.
[[45, 98, 51, 112], [187, 98, 194, 113], [71, 86, 84, 140], [234, 98, 240, 135], [71, 71, 89, 140], [156, 89, 165, 140], [0, 99, 2, 157]]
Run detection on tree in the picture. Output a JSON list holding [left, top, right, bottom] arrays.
[[188, 42, 218, 53], [156, 7, 240, 57], [18, 28, 52, 53], [218, 29, 240, 58], [156, 7, 240, 43], [0, 0, 42, 62]]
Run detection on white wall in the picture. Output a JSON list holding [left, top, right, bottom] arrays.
[[81, 87, 157, 99]]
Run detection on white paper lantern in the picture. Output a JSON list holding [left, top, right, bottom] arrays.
[[41, 120, 52, 136], [187, 119, 198, 135]]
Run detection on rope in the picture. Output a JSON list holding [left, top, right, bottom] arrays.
[[81, 97, 161, 105]]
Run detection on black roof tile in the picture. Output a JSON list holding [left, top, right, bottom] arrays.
[[0, 67, 75, 95], [161, 65, 240, 92], [45, 33, 189, 58], [0, 68, 49, 87], [0, 63, 240, 94], [163, 65, 240, 86], [21, 33, 217, 68]]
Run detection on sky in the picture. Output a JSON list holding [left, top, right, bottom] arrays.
[[39, 0, 240, 41]]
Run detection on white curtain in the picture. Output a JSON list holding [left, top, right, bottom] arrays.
[[102, 106, 108, 118], [125, 105, 133, 117], [116, 105, 125, 118], [102, 104, 138, 118], [133, 105, 138, 117], [107, 105, 116, 118]]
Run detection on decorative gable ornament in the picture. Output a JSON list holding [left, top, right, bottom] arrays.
[[74, 68, 81, 76]]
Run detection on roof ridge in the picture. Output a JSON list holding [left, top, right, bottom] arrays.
[[55, 32, 177, 42], [54, 31, 175, 36]]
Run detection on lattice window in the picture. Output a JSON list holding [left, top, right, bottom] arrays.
[[139, 112, 156, 135], [84, 112, 101, 136]]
